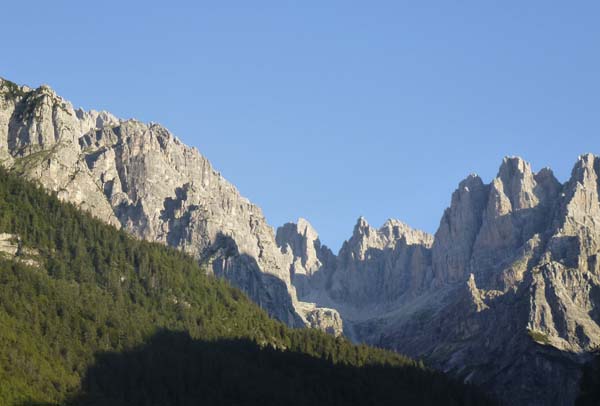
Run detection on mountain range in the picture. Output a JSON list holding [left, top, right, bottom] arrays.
[[1, 77, 598, 405]]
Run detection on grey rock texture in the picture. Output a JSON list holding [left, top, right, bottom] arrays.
[[0, 78, 342, 330], [331, 217, 433, 306], [0, 232, 40, 267], [276, 218, 336, 298], [4, 77, 600, 405], [277, 156, 600, 406], [304, 307, 344, 336]]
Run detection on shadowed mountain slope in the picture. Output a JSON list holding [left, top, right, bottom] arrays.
[[0, 166, 490, 405]]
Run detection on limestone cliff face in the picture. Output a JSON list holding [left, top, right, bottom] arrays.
[[278, 156, 600, 406], [329, 218, 433, 306], [431, 174, 488, 285], [276, 217, 434, 312], [276, 218, 336, 299], [0, 78, 343, 329], [5, 77, 600, 404]]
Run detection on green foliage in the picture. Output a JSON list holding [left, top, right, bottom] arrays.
[[11, 145, 60, 175], [528, 329, 550, 344], [68, 330, 489, 406], [0, 166, 492, 405], [0, 78, 27, 99]]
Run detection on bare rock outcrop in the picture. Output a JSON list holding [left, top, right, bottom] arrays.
[[276, 218, 335, 298], [278, 155, 600, 405], [329, 217, 433, 306], [0, 232, 40, 267], [4, 77, 600, 405], [0, 77, 341, 330]]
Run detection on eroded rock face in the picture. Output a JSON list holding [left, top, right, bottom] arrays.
[[277, 155, 600, 406], [305, 308, 343, 336], [431, 174, 488, 285], [0, 78, 344, 330], [4, 77, 600, 405], [276, 218, 336, 299], [329, 218, 433, 306], [0, 233, 40, 267]]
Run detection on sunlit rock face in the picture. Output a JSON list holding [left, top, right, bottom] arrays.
[[276, 218, 336, 299], [332, 217, 434, 304], [277, 155, 600, 406], [0, 77, 345, 331], [4, 77, 600, 405]]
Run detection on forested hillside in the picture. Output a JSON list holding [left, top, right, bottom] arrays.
[[577, 352, 600, 405], [0, 167, 490, 405]]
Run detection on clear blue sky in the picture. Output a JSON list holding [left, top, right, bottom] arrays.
[[2, 2, 599, 251]]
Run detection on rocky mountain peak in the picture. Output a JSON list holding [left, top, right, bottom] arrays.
[[552, 153, 600, 255], [568, 153, 599, 189], [343, 217, 382, 260], [352, 216, 371, 235], [379, 218, 433, 247], [498, 155, 529, 176], [74, 108, 119, 131], [432, 172, 488, 284], [37, 84, 56, 96], [296, 217, 319, 241], [4, 77, 600, 405], [276, 218, 322, 266], [534, 167, 562, 200], [431, 156, 563, 287], [0, 79, 347, 330], [344, 216, 432, 255], [276, 218, 335, 300], [459, 173, 485, 190], [496, 155, 538, 210], [0, 78, 29, 96]]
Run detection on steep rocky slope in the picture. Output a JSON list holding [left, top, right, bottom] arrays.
[[0, 78, 343, 332], [0, 166, 492, 406], [278, 156, 600, 405], [3, 77, 599, 404]]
